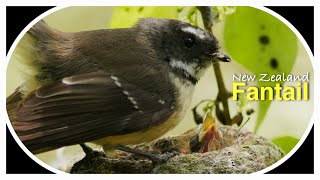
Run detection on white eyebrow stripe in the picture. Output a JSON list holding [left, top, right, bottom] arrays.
[[181, 26, 206, 39]]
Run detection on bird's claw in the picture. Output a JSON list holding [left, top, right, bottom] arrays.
[[151, 151, 179, 174], [150, 151, 179, 164], [80, 144, 105, 159]]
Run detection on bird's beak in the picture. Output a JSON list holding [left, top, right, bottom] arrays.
[[211, 52, 231, 62]]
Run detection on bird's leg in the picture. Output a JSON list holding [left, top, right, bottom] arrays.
[[116, 145, 178, 165], [70, 144, 106, 173], [80, 143, 105, 158]]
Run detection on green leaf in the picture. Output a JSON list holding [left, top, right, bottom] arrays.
[[272, 136, 299, 154], [212, 6, 236, 22], [224, 7, 298, 132], [109, 7, 178, 28]]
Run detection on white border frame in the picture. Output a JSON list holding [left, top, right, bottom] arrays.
[[1, 4, 316, 175], [314, 3, 319, 175], [1, 0, 319, 6], [0, 1, 6, 175]]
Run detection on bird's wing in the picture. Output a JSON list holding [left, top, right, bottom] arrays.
[[11, 71, 175, 153]]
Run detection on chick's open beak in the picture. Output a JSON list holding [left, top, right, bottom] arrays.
[[198, 112, 217, 142], [190, 112, 223, 153]]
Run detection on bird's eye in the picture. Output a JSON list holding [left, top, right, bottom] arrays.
[[184, 37, 195, 48]]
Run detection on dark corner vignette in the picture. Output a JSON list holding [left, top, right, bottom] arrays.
[[6, 6, 54, 174], [5, 6, 314, 174], [266, 6, 314, 174]]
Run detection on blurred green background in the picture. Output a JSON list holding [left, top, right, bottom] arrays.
[[6, 7, 313, 171]]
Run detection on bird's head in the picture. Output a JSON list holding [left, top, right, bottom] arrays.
[[135, 18, 230, 84]]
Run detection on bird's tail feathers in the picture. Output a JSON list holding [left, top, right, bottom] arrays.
[[10, 20, 67, 95]]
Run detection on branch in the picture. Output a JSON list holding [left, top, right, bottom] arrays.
[[197, 7, 232, 125]]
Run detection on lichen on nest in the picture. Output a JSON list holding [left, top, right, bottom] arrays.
[[69, 125, 284, 174]]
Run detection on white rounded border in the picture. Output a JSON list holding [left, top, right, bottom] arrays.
[[252, 6, 314, 174], [3, 6, 314, 174]]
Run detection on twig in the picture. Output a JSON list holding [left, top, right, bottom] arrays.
[[234, 117, 251, 136], [197, 6, 232, 125]]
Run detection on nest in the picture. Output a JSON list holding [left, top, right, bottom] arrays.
[[69, 125, 284, 174]]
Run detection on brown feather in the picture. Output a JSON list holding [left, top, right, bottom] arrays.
[[9, 73, 175, 153]]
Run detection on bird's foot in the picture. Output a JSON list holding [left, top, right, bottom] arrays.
[[80, 143, 105, 159], [70, 144, 105, 173], [150, 151, 178, 174], [116, 145, 178, 173], [148, 151, 178, 164]]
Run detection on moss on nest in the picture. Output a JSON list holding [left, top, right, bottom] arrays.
[[70, 125, 284, 174]]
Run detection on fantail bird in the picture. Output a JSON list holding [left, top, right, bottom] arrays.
[[7, 18, 230, 162]]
